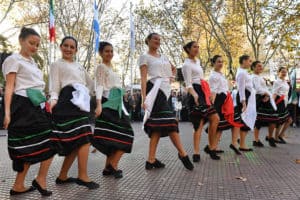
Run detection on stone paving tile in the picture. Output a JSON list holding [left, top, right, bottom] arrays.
[[0, 122, 299, 200]]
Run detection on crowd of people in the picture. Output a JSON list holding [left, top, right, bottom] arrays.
[[0, 27, 298, 197]]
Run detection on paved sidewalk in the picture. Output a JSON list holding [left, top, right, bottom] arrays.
[[0, 122, 299, 200]]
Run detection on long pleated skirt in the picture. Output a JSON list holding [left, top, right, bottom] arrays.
[[188, 84, 216, 131], [255, 94, 278, 129], [144, 81, 179, 137], [275, 96, 290, 125], [92, 98, 134, 156], [51, 86, 92, 156], [7, 94, 55, 172], [214, 93, 241, 131]]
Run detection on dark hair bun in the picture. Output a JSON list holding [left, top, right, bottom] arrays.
[[145, 33, 159, 46], [60, 36, 78, 49], [99, 41, 113, 53], [19, 27, 40, 40], [210, 55, 222, 66], [183, 41, 196, 54]]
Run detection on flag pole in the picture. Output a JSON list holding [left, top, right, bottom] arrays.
[[130, 2, 134, 96]]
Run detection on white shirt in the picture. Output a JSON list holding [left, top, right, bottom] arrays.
[[2, 53, 45, 97], [252, 74, 269, 95], [236, 67, 254, 102], [182, 58, 204, 89], [273, 79, 289, 102], [138, 53, 173, 97], [95, 63, 122, 100], [49, 59, 94, 100], [209, 70, 228, 95]]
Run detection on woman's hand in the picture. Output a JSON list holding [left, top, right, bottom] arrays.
[[3, 115, 10, 129], [242, 101, 247, 112], [193, 94, 199, 106], [49, 99, 57, 113], [95, 104, 102, 118]]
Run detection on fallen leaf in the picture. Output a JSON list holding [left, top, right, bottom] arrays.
[[295, 159, 300, 164], [198, 182, 204, 186], [235, 176, 247, 182]]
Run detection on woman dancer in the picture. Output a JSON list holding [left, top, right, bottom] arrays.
[[208, 55, 242, 155], [2, 27, 55, 196], [182, 42, 220, 161], [92, 42, 134, 178], [49, 36, 99, 189], [139, 33, 193, 170], [251, 61, 278, 147], [273, 67, 292, 143], [235, 55, 256, 151]]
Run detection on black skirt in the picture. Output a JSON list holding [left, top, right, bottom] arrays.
[[214, 93, 241, 131], [144, 81, 179, 137], [51, 86, 92, 156], [255, 94, 278, 129], [92, 98, 134, 156], [188, 84, 216, 130], [275, 96, 290, 125], [235, 89, 251, 131], [7, 94, 55, 172]]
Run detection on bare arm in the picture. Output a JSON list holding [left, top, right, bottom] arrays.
[[140, 65, 148, 108], [3, 73, 16, 129]]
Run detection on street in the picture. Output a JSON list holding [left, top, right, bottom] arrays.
[[0, 122, 299, 200]]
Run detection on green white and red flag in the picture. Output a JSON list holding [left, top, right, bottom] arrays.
[[49, 0, 55, 42]]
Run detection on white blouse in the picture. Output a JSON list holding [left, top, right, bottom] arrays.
[[2, 53, 45, 97], [49, 59, 94, 100], [95, 63, 121, 100], [252, 74, 269, 95], [209, 70, 228, 95], [273, 79, 289, 98], [182, 58, 204, 89], [138, 53, 173, 97], [236, 67, 254, 102]]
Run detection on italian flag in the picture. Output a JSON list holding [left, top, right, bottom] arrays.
[[49, 0, 55, 42]]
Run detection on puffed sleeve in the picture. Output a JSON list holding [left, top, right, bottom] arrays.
[[252, 76, 261, 94], [182, 63, 193, 89], [84, 69, 94, 94], [95, 65, 106, 100], [272, 80, 281, 95], [49, 62, 60, 100], [138, 54, 148, 67], [209, 74, 219, 94], [236, 71, 246, 102], [2, 55, 19, 78]]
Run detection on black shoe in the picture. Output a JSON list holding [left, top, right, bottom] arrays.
[[204, 145, 210, 154], [55, 177, 77, 184], [204, 145, 220, 160], [268, 137, 277, 147], [239, 148, 253, 152], [229, 144, 242, 155], [107, 165, 123, 179], [102, 168, 114, 176], [10, 186, 36, 196], [274, 139, 285, 144], [278, 136, 287, 144], [265, 136, 269, 141], [32, 179, 52, 196], [178, 154, 194, 170], [253, 140, 264, 147], [145, 159, 165, 170], [76, 179, 99, 189], [192, 154, 200, 163], [214, 150, 225, 153]]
